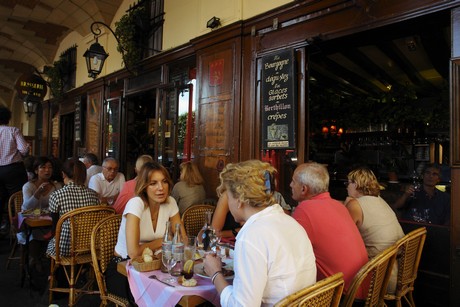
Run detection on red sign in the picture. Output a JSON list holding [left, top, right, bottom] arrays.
[[209, 59, 224, 86]]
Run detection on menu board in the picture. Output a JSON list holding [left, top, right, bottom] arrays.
[[75, 98, 81, 142], [86, 91, 101, 156], [261, 50, 296, 149]]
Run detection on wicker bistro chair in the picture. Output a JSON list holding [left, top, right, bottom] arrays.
[[341, 244, 398, 307], [384, 227, 427, 307], [6, 191, 23, 270], [91, 214, 129, 307], [181, 204, 215, 237], [48, 205, 115, 306], [274, 272, 345, 307]]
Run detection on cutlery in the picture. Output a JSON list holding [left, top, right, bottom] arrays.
[[148, 274, 176, 287]]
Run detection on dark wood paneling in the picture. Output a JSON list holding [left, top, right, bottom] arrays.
[[195, 37, 241, 199]]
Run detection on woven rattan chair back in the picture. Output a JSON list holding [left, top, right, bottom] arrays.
[[6, 191, 23, 270], [341, 244, 398, 307], [384, 227, 427, 307], [181, 204, 215, 237], [49, 205, 115, 306], [91, 214, 128, 306], [274, 272, 344, 307]]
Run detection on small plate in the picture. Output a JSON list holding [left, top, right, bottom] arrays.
[[194, 262, 234, 280]]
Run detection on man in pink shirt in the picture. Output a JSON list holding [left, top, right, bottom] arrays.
[[113, 154, 153, 214], [290, 162, 368, 299], [0, 106, 29, 231]]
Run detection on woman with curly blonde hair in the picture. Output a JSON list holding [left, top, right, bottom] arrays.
[[344, 166, 404, 293], [204, 160, 316, 306]]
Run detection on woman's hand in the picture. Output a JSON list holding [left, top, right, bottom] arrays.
[[35, 182, 51, 198], [203, 253, 222, 277]]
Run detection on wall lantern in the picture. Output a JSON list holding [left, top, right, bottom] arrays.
[[206, 16, 220, 29], [84, 21, 133, 79], [83, 37, 109, 79], [23, 94, 40, 117]]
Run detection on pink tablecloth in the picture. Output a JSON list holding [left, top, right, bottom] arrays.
[[126, 264, 222, 307], [17, 213, 52, 229]]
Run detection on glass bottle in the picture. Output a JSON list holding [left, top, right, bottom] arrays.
[[161, 221, 173, 273], [171, 223, 184, 276], [197, 211, 216, 252]]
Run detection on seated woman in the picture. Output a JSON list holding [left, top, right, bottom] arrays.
[[19, 156, 62, 269], [204, 160, 316, 306], [212, 173, 291, 240], [344, 167, 404, 293], [171, 161, 206, 214], [46, 158, 101, 257], [107, 162, 187, 303]]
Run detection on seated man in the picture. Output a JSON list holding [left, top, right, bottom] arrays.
[[113, 154, 153, 214], [290, 162, 368, 298], [393, 163, 450, 225], [89, 157, 125, 205], [83, 153, 103, 186]]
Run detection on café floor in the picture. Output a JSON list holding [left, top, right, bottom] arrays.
[[0, 230, 100, 306]]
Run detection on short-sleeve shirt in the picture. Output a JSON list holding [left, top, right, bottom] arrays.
[[292, 192, 368, 297], [88, 172, 125, 199], [46, 182, 100, 256], [115, 196, 179, 258]]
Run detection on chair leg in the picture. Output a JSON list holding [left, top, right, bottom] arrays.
[[404, 292, 416, 307], [49, 259, 56, 304], [5, 240, 17, 270]]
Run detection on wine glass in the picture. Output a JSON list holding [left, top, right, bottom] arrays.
[[107, 196, 114, 206], [423, 209, 431, 224], [161, 252, 177, 283], [410, 208, 421, 222]]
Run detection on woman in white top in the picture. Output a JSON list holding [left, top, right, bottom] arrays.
[[109, 162, 186, 304], [344, 167, 404, 293], [204, 160, 316, 307]]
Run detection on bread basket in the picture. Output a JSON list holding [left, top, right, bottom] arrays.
[[131, 256, 161, 272]]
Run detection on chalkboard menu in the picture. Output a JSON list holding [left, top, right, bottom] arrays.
[[261, 50, 296, 149]]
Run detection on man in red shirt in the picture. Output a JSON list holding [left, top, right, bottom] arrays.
[[290, 162, 368, 298]]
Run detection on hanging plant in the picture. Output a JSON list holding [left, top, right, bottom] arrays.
[[115, 3, 150, 71], [44, 57, 68, 100]]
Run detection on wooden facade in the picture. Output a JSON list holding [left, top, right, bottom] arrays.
[[44, 1, 460, 305]]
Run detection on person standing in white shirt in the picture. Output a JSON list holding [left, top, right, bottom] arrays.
[[88, 157, 125, 204], [204, 160, 316, 307]]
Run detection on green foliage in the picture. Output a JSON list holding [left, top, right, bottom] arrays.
[[44, 58, 67, 100], [115, 4, 150, 71]]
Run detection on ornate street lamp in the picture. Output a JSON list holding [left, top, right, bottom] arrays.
[[83, 37, 109, 79], [83, 21, 134, 79]]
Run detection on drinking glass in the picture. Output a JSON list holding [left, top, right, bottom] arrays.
[[107, 197, 114, 206], [184, 236, 196, 261], [410, 208, 421, 222], [162, 252, 177, 283], [423, 209, 431, 223]]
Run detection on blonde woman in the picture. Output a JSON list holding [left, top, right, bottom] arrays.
[[171, 161, 206, 214], [204, 160, 316, 306], [344, 167, 404, 293]]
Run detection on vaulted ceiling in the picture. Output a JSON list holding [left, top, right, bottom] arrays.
[[0, 0, 124, 107]]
